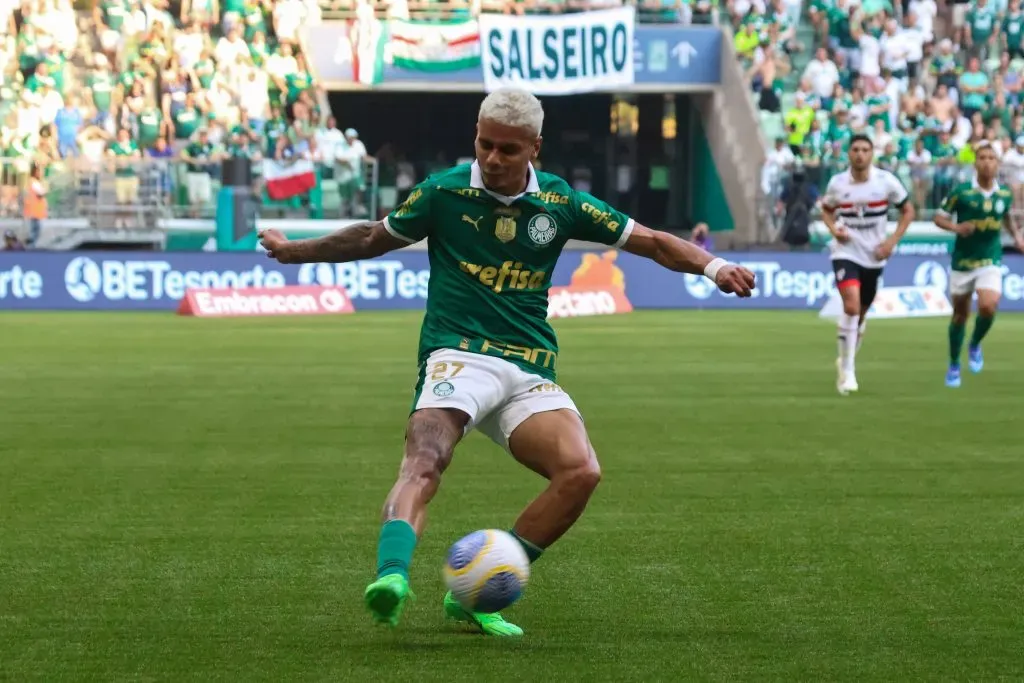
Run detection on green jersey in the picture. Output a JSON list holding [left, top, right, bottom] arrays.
[[264, 117, 288, 157], [43, 53, 65, 92], [25, 74, 56, 93], [194, 59, 215, 89], [938, 180, 1013, 271], [967, 4, 998, 43], [385, 162, 632, 382], [109, 140, 139, 176], [172, 107, 202, 140], [88, 72, 115, 112], [242, 2, 267, 41], [866, 93, 891, 130], [285, 72, 313, 104], [184, 141, 215, 172], [1004, 10, 1024, 48], [137, 108, 163, 148], [827, 121, 853, 150], [101, 0, 128, 30]]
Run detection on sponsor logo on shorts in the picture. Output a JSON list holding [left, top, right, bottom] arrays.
[[527, 214, 558, 246], [433, 381, 455, 397]]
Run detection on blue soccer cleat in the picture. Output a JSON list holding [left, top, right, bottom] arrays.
[[968, 345, 984, 374], [945, 364, 961, 388]]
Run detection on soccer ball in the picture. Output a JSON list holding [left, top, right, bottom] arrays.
[[443, 529, 530, 613]]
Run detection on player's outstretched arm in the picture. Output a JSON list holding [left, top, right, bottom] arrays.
[[1003, 213, 1024, 253], [621, 223, 756, 297], [258, 221, 408, 264], [934, 212, 974, 236]]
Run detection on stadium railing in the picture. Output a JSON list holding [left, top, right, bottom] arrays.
[[768, 159, 1024, 218], [0, 156, 381, 226]]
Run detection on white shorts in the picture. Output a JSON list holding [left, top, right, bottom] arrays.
[[949, 266, 1003, 297], [413, 348, 580, 450]]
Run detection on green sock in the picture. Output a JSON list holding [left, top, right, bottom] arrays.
[[509, 529, 544, 563], [970, 315, 994, 348], [376, 520, 417, 580], [949, 322, 966, 366]]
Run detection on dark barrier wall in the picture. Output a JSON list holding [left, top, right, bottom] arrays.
[[330, 91, 723, 233], [3, 251, 1024, 312]]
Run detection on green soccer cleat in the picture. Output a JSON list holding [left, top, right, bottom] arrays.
[[364, 574, 414, 627], [443, 591, 524, 637]]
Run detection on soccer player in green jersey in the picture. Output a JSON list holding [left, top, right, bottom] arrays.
[[934, 142, 1024, 388], [259, 88, 756, 636]]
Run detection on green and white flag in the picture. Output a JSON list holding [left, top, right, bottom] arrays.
[[388, 19, 481, 72]]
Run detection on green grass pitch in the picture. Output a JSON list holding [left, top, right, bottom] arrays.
[[2, 310, 1022, 682]]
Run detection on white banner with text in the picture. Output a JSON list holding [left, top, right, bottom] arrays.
[[479, 7, 635, 95]]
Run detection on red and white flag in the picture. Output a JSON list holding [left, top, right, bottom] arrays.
[[264, 158, 316, 200]]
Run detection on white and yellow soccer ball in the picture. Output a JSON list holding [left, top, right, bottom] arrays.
[[443, 529, 530, 613]]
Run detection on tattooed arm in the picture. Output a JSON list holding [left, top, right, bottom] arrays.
[[258, 221, 409, 264]]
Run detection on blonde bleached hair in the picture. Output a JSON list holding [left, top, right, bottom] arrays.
[[478, 88, 544, 137]]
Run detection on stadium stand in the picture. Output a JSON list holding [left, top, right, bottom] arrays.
[[0, 0, 723, 248], [4, 0, 1013, 248], [757, 0, 1024, 233]]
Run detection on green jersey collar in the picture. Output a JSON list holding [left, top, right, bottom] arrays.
[[469, 160, 540, 206]]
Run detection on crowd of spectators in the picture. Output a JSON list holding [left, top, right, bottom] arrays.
[[0, 0, 380, 224], [0, 0, 717, 235], [752, 0, 1024, 216]]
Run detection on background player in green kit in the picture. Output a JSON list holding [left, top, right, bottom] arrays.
[[934, 142, 1024, 388], [258, 88, 757, 637]]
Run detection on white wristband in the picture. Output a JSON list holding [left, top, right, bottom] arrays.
[[704, 257, 728, 281]]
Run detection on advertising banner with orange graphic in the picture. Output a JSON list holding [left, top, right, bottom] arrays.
[[547, 250, 632, 319]]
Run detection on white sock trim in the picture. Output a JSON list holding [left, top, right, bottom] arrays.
[[838, 313, 859, 373]]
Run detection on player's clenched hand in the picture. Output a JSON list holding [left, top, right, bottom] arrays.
[[715, 264, 756, 297], [873, 239, 896, 260], [954, 222, 976, 237], [832, 225, 851, 244], [258, 229, 294, 263]]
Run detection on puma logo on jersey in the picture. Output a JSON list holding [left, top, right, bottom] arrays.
[[462, 214, 482, 231]]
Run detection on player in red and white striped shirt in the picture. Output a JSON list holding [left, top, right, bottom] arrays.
[[820, 135, 915, 395]]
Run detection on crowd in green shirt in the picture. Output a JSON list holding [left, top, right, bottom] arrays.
[[762, 0, 1024, 212]]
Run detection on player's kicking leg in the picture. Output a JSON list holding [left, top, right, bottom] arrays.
[[446, 393, 600, 637], [832, 260, 862, 394], [364, 407, 468, 626]]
